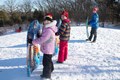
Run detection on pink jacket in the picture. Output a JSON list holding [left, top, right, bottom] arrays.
[[32, 20, 57, 54]]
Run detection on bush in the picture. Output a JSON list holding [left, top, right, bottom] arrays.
[[33, 9, 44, 22], [0, 11, 10, 26]]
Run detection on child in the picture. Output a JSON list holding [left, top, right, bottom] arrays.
[[55, 10, 71, 63], [16, 26, 22, 32], [86, 6, 99, 43], [32, 13, 57, 79]]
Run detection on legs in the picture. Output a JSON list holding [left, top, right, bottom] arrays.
[[87, 28, 97, 42], [64, 42, 68, 61], [93, 30, 97, 42], [58, 41, 65, 62], [58, 40, 68, 63], [42, 54, 54, 78], [89, 31, 94, 41]]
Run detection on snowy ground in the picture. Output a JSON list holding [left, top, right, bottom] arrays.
[[0, 25, 120, 80]]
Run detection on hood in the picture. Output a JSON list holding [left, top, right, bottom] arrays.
[[62, 19, 71, 24], [28, 20, 42, 34], [44, 20, 58, 33]]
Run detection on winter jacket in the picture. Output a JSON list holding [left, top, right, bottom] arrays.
[[56, 19, 71, 41], [27, 20, 42, 45], [32, 20, 57, 55], [56, 19, 62, 29], [88, 13, 99, 29]]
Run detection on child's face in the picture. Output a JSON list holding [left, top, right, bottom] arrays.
[[61, 15, 67, 20], [43, 20, 51, 25], [93, 10, 97, 13]]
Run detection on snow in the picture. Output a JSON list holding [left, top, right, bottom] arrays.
[[0, 25, 120, 80]]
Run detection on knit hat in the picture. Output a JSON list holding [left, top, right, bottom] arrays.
[[44, 13, 53, 22], [61, 10, 69, 18], [93, 7, 99, 12]]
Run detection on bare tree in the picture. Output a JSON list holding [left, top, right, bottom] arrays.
[[33, 0, 44, 11], [4, 0, 17, 14], [22, 0, 33, 15], [0, 5, 6, 11]]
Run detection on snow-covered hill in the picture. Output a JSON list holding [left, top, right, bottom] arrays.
[[0, 25, 120, 80]]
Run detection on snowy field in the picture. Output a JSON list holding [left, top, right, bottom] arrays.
[[0, 25, 120, 80]]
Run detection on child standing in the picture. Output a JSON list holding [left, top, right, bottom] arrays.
[[86, 6, 99, 43], [32, 13, 57, 79], [55, 10, 71, 63]]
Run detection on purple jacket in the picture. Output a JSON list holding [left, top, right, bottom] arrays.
[[32, 20, 57, 55]]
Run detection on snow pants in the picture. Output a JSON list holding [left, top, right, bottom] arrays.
[[58, 40, 68, 63], [42, 54, 54, 78], [89, 28, 97, 42]]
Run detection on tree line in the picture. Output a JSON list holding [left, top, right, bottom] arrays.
[[0, 0, 120, 27]]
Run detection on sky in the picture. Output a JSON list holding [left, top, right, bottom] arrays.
[[0, 0, 36, 11], [0, 0, 5, 5], [0, 0, 25, 5]]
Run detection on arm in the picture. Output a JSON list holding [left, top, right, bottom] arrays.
[[27, 25, 34, 44], [88, 14, 98, 25], [56, 23, 66, 35], [32, 29, 51, 45], [56, 19, 62, 28], [36, 29, 42, 38]]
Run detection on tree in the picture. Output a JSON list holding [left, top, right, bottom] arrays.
[[11, 12, 22, 24], [4, 0, 17, 15], [22, 0, 33, 15], [33, 0, 44, 11], [33, 9, 44, 22], [106, 0, 120, 23], [0, 11, 10, 26], [19, 0, 33, 22]]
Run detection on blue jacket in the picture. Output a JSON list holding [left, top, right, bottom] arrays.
[[88, 13, 99, 29], [27, 20, 42, 44]]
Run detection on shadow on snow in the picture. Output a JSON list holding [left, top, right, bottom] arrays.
[[69, 40, 86, 43], [0, 58, 30, 80]]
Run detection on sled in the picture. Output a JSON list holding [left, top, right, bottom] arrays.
[[86, 17, 89, 39], [26, 44, 42, 77], [53, 36, 59, 56], [26, 20, 43, 77]]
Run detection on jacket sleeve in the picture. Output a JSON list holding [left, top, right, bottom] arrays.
[[32, 29, 51, 45], [56, 23, 66, 35], [56, 19, 62, 28], [88, 14, 98, 25]]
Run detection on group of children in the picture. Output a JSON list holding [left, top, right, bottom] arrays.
[[28, 6, 99, 80], [29, 10, 71, 80]]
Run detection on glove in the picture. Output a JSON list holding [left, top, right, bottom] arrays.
[[37, 30, 42, 38], [55, 32, 59, 36], [28, 39, 32, 44]]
